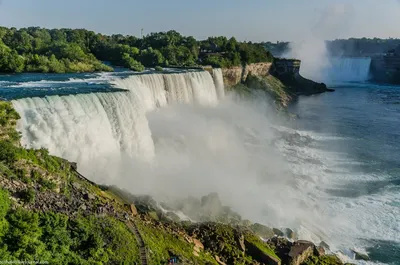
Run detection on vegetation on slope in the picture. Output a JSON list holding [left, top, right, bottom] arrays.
[[245, 74, 293, 107], [0, 27, 273, 73]]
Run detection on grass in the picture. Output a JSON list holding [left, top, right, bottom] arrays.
[[136, 219, 218, 265], [244, 232, 280, 261]]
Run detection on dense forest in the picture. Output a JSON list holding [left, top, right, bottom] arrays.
[[0, 27, 273, 73]]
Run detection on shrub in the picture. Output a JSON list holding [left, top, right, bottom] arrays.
[[0, 141, 18, 164]]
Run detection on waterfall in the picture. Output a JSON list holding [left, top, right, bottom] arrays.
[[328, 57, 372, 82], [212, 68, 225, 99], [12, 70, 223, 180]]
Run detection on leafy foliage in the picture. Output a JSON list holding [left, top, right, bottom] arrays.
[[0, 26, 273, 73], [0, 202, 140, 264]]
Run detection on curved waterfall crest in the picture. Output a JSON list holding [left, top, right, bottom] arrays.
[[12, 70, 224, 179], [328, 57, 372, 82]]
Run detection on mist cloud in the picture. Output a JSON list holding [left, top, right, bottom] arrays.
[[284, 3, 356, 81]]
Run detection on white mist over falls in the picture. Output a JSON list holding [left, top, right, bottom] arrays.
[[10, 69, 396, 262], [284, 39, 372, 83]]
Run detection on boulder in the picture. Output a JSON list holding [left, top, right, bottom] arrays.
[[251, 223, 275, 239], [352, 250, 370, 261], [284, 228, 296, 240], [288, 240, 314, 265], [245, 238, 281, 265], [273, 228, 285, 237], [130, 203, 138, 216], [72, 182, 81, 190], [193, 238, 204, 256], [319, 241, 330, 250], [314, 246, 325, 257]]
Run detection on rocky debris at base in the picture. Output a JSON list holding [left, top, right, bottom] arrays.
[[320, 241, 330, 250], [244, 238, 281, 265], [251, 223, 275, 239], [352, 250, 370, 261], [284, 228, 296, 240], [273, 228, 285, 237], [268, 237, 342, 265], [288, 240, 314, 265]]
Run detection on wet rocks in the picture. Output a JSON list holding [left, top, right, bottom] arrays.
[[352, 250, 370, 261], [319, 241, 330, 250], [284, 228, 296, 240], [273, 228, 285, 237], [250, 223, 275, 239], [244, 238, 281, 265], [288, 240, 314, 265]]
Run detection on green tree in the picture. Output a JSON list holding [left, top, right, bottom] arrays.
[[139, 47, 164, 67]]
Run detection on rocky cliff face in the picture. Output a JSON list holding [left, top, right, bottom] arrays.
[[221, 62, 272, 88], [217, 60, 328, 107]]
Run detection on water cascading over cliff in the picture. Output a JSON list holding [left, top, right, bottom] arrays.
[[12, 70, 222, 180], [327, 57, 372, 82]]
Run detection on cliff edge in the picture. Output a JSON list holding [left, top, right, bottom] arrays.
[[216, 59, 330, 107]]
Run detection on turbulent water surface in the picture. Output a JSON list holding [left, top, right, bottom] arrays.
[[1, 69, 399, 264]]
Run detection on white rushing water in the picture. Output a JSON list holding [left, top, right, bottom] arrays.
[[12, 70, 221, 179]]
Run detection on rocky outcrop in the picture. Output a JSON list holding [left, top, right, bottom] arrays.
[[270, 58, 328, 96], [269, 237, 337, 265], [288, 240, 314, 265], [244, 238, 281, 265], [221, 66, 243, 87], [221, 62, 272, 88], [217, 59, 329, 108]]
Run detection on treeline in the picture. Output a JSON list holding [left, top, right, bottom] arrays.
[[0, 27, 273, 73], [327, 38, 400, 57]]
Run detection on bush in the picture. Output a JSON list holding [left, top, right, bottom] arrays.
[[155, 66, 163, 71], [0, 141, 18, 164]]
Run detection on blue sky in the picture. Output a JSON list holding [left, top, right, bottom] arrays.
[[0, 0, 399, 41]]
